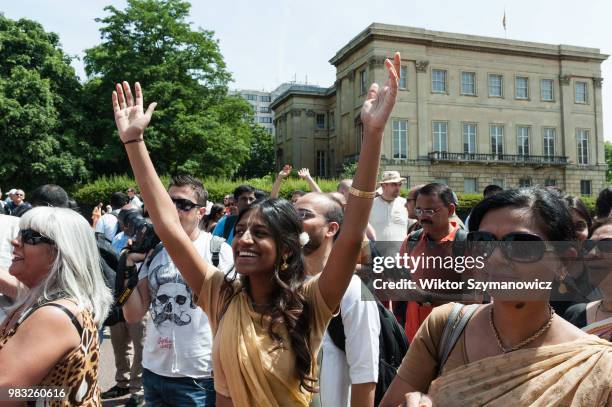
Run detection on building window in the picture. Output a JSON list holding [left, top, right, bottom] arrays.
[[246, 94, 258, 101], [433, 121, 448, 152], [267, 128, 273, 135], [580, 180, 592, 196], [316, 150, 326, 177], [359, 69, 368, 95], [432, 69, 447, 93], [461, 72, 476, 95], [392, 119, 408, 159], [543, 128, 556, 157], [541, 79, 554, 101], [463, 123, 477, 154], [519, 178, 532, 188], [488, 74, 503, 97], [434, 178, 448, 185], [545, 179, 557, 187], [515, 76, 529, 99], [260, 106, 271, 113], [260, 95, 271, 102], [464, 178, 477, 193], [575, 81, 588, 103], [577, 129, 589, 164], [259, 117, 272, 124], [399, 65, 408, 89], [517, 126, 530, 156], [316, 114, 325, 129], [329, 112, 335, 130], [492, 178, 505, 189], [490, 124, 504, 155]]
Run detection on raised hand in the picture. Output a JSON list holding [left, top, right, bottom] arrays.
[[360, 52, 400, 135], [297, 168, 311, 180], [278, 164, 292, 179], [112, 81, 157, 143]]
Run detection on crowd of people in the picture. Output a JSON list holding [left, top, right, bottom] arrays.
[[0, 52, 611, 406]]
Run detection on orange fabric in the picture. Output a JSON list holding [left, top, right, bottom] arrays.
[[402, 221, 460, 342]]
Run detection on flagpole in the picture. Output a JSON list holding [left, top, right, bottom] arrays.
[[503, 7, 507, 39]]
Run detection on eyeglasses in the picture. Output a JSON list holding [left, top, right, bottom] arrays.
[[414, 207, 444, 217], [466, 231, 556, 263], [18, 229, 55, 246], [170, 198, 202, 212], [583, 238, 612, 255], [297, 209, 316, 221]]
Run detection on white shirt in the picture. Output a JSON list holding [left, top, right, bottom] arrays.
[[130, 196, 143, 209], [320, 275, 380, 407], [0, 214, 19, 269], [138, 231, 233, 378], [95, 212, 119, 242], [369, 196, 410, 242]]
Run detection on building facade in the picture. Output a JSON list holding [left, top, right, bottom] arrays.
[[270, 23, 608, 196], [232, 89, 274, 134]]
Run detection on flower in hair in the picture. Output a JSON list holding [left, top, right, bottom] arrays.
[[299, 232, 310, 247]]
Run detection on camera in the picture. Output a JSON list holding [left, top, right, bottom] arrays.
[[122, 211, 160, 254]]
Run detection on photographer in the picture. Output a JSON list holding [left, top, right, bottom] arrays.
[[121, 175, 233, 406]]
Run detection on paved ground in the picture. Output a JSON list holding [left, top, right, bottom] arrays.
[[100, 327, 132, 406]]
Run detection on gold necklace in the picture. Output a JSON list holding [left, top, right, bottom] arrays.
[[489, 305, 555, 353]]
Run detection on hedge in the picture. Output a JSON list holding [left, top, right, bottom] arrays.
[[73, 175, 598, 216]]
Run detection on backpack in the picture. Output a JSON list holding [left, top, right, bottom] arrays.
[[95, 232, 126, 326], [222, 215, 238, 240], [145, 235, 225, 269], [327, 279, 409, 406]]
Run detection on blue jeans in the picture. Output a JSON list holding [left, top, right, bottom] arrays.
[[142, 368, 215, 406]]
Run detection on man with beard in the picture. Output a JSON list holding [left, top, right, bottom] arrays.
[[399, 183, 466, 341], [295, 193, 380, 407], [121, 175, 233, 406]]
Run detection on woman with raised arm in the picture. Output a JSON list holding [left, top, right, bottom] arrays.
[[112, 53, 400, 407]]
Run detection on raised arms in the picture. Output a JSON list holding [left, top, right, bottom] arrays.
[[318, 53, 400, 311]]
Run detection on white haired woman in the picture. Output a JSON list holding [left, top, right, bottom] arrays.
[[0, 207, 113, 406]]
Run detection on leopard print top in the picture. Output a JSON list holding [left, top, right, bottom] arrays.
[[0, 301, 101, 406]]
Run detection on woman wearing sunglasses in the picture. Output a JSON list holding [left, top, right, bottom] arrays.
[[0, 207, 113, 405], [111, 52, 400, 406], [564, 217, 612, 341], [380, 188, 611, 407]]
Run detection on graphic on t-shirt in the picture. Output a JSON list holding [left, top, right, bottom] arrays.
[[148, 262, 197, 330]]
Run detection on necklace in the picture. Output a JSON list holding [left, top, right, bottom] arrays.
[[489, 305, 555, 353]]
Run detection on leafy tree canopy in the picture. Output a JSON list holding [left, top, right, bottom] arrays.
[[0, 15, 88, 190], [83, 0, 254, 178]]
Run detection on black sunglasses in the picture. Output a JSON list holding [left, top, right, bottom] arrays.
[[171, 198, 202, 212], [583, 238, 612, 255], [19, 229, 55, 246], [466, 231, 556, 263]]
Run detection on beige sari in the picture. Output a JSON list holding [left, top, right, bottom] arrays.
[[429, 336, 612, 406]]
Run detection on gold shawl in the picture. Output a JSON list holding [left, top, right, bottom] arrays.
[[218, 291, 312, 407], [430, 336, 612, 406]]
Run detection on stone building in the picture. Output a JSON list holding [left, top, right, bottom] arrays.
[[270, 23, 608, 196]]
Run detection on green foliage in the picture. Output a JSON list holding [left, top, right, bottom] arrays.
[[82, 0, 255, 178], [605, 141, 612, 182], [340, 163, 358, 179], [235, 125, 275, 179], [0, 15, 89, 189]]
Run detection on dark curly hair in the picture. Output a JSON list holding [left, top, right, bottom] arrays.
[[220, 198, 316, 393]]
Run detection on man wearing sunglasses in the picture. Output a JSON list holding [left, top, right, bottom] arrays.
[[121, 174, 233, 406], [6, 189, 31, 217], [399, 183, 467, 341]]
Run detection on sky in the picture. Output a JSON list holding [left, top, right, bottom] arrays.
[[2, 0, 611, 140]]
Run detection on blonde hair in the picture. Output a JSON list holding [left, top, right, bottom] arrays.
[[11, 207, 112, 326]]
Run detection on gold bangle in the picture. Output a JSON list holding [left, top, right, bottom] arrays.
[[349, 186, 376, 199]]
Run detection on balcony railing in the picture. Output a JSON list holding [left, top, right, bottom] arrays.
[[428, 152, 568, 165]]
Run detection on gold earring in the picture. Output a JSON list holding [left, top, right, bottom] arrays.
[[281, 254, 289, 271]]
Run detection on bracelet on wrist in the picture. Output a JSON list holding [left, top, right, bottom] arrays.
[[123, 138, 144, 145], [349, 186, 376, 199]]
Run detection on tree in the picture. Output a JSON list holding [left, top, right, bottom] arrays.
[[83, 0, 254, 178], [235, 125, 275, 179], [605, 141, 612, 183], [0, 15, 89, 189]]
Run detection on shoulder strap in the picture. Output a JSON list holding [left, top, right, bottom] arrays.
[[407, 229, 423, 252], [437, 303, 478, 376], [210, 236, 225, 267], [223, 215, 238, 240], [146, 242, 165, 268], [19, 302, 84, 338]]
